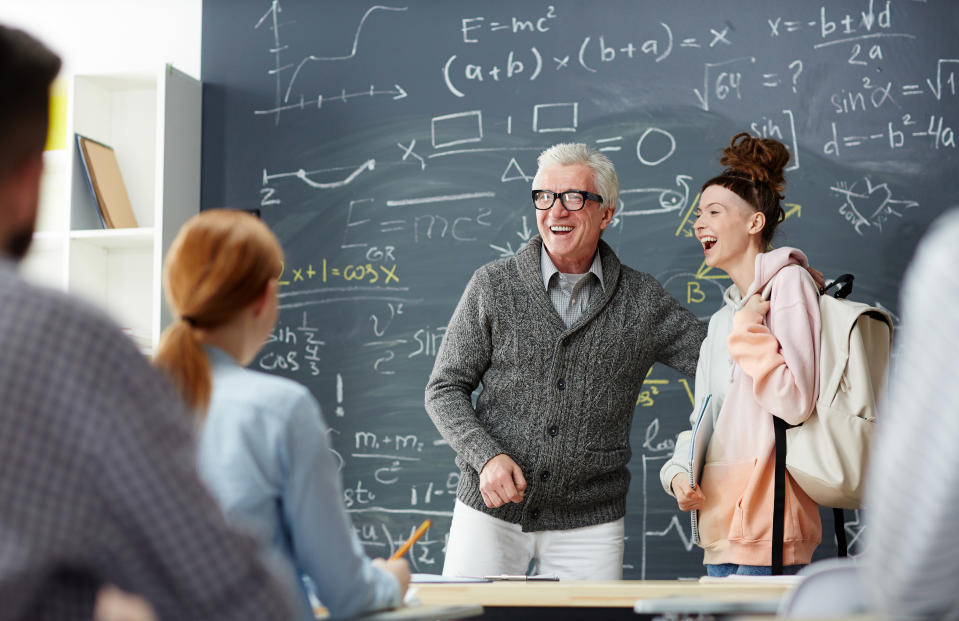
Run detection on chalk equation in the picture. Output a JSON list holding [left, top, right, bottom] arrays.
[[203, 0, 959, 580], [254, 2, 410, 124], [831, 178, 919, 235]]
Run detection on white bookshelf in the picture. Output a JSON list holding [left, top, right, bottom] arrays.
[[23, 65, 201, 353]]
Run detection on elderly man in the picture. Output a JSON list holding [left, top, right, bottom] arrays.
[[426, 143, 707, 579], [0, 25, 292, 620]]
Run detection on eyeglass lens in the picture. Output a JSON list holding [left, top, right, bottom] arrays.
[[534, 191, 585, 210]]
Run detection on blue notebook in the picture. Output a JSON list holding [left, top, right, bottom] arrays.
[[75, 134, 106, 228], [688, 394, 714, 545]]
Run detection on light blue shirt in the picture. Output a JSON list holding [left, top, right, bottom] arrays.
[[197, 346, 400, 620]]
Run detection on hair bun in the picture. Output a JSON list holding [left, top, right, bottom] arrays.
[[719, 132, 790, 194]]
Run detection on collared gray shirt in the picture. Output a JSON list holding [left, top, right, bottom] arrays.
[[540, 246, 605, 327]]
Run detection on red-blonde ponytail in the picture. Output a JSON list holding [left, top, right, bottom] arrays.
[[154, 209, 283, 415]]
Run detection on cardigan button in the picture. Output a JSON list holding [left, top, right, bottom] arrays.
[[530, 508, 541, 520], [557, 378, 566, 390], [540, 471, 550, 482], [547, 424, 559, 437]]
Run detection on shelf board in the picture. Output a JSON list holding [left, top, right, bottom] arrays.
[[70, 227, 156, 249], [32, 230, 66, 243], [77, 73, 156, 91]]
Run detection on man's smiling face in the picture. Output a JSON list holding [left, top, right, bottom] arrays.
[[533, 163, 612, 274]]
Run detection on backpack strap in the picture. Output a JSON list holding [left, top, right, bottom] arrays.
[[766, 275, 794, 575], [776, 421, 850, 569], [834, 508, 848, 557], [772, 415, 788, 575], [822, 273, 854, 299]]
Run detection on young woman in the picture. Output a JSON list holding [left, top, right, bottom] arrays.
[[154, 209, 409, 619], [660, 133, 822, 576]]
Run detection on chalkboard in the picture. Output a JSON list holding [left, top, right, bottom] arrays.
[[201, 0, 959, 579]]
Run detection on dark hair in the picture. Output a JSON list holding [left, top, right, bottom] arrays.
[[700, 132, 790, 248], [0, 25, 61, 174]]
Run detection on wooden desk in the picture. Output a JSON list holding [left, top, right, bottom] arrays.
[[729, 616, 880, 621], [349, 603, 484, 620], [413, 580, 793, 620]]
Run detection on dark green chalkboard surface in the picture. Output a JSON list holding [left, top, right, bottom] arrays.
[[202, 0, 958, 578]]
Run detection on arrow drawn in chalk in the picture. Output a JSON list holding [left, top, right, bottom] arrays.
[[264, 159, 376, 190], [489, 242, 517, 258], [516, 216, 533, 241]]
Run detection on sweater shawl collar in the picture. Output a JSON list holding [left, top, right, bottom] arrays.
[[517, 235, 622, 333]]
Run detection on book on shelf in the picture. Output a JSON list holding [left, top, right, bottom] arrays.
[[75, 134, 138, 229]]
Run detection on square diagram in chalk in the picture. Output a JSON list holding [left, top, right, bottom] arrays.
[[533, 102, 578, 133], [432, 110, 484, 149]]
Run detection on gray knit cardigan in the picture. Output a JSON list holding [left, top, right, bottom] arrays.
[[425, 236, 707, 531]]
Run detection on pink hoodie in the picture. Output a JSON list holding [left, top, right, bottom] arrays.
[[697, 247, 822, 566]]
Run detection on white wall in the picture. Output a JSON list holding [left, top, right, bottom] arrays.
[[4, 0, 202, 297], [2, 0, 202, 78]]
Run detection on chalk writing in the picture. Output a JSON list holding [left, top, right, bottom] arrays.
[[831, 178, 919, 235], [206, 0, 959, 582]]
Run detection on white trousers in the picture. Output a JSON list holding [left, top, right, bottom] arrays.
[[442, 500, 624, 580]]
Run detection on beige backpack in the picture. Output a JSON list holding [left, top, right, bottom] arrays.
[[785, 274, 893, 509]]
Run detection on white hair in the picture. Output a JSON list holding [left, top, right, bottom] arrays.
[[535, 143, 619, 213]]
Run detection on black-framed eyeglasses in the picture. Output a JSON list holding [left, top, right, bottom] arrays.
[[532, 189, 604, 211]]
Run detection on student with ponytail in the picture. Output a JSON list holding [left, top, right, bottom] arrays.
[[660, 133, 823, 576], [154, 209, 409, 620]]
